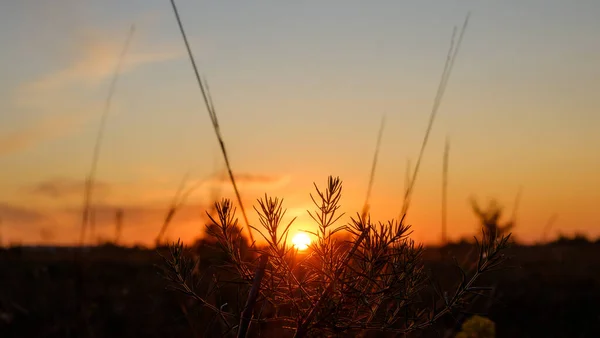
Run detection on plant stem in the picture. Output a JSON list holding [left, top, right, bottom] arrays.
[[238, 254, 269, 338], [169, 0, 254, 243]]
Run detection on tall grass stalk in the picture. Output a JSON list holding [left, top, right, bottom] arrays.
[[169, 0, 254, 243], [541, 213, 558, 243], [114, 208, 124, 244], [405, 158, 411, 195], [361, 114, 386, 221], [74, 26, 135, 335], [510, 186, 523, 225], [155, 173, 204, 245], [442, 136, 450, 245], [79, 25, 136, 246], [400, 13, 470, 219]]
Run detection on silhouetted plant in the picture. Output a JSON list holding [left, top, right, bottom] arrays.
[[470, 199, 514, 244], [114, 209, 123, 245], [161, 177, 511, 337]]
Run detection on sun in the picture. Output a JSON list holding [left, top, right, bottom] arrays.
[[291, 232, 311, 251]]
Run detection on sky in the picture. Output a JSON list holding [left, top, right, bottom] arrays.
[[0, 0, 599, 247]]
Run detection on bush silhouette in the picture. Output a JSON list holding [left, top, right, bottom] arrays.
[[162, 177, 511, 337]]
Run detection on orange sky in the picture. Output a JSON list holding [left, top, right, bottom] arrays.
[[1, 1, 599, 247]]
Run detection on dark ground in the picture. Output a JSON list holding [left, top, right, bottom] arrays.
[[1, 240, 599, 338]]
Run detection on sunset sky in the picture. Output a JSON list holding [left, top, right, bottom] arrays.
[[1, 0, 599, 246]]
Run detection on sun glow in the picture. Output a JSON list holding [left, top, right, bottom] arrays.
[[291, 232, 311, 251]]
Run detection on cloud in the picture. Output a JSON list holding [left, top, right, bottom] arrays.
[[0, 198, 207, 246], [1, 24, 182, 157], [22, 172, 290, 207], [28, 178, 111, 199], [232, 173, 287, 184], [209, 172, 291, 189], [0, 115, 85, 156], [2, 171, 291, 245], [0, 203, 46, 224], [24, 28, 181, 93]]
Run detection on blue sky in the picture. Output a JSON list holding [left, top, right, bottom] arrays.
[[1, 0, 599, 245]]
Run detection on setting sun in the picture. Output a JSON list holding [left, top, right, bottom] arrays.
[[291, 232, 311, 250]]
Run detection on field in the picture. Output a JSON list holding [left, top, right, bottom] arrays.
[[1, 240, 599, 338], [2, 4, 598, 337]]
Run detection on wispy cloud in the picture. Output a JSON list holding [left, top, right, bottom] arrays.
[[0, 202, 46, 224], [23, 28, 180, 93], [27, 177, 111, 199], [21, 172, 289, 206], [2, 171, 292, 245], [208, 172, 291, 190], [2, 24, 182, 157], [0, 115, 86, 156]]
